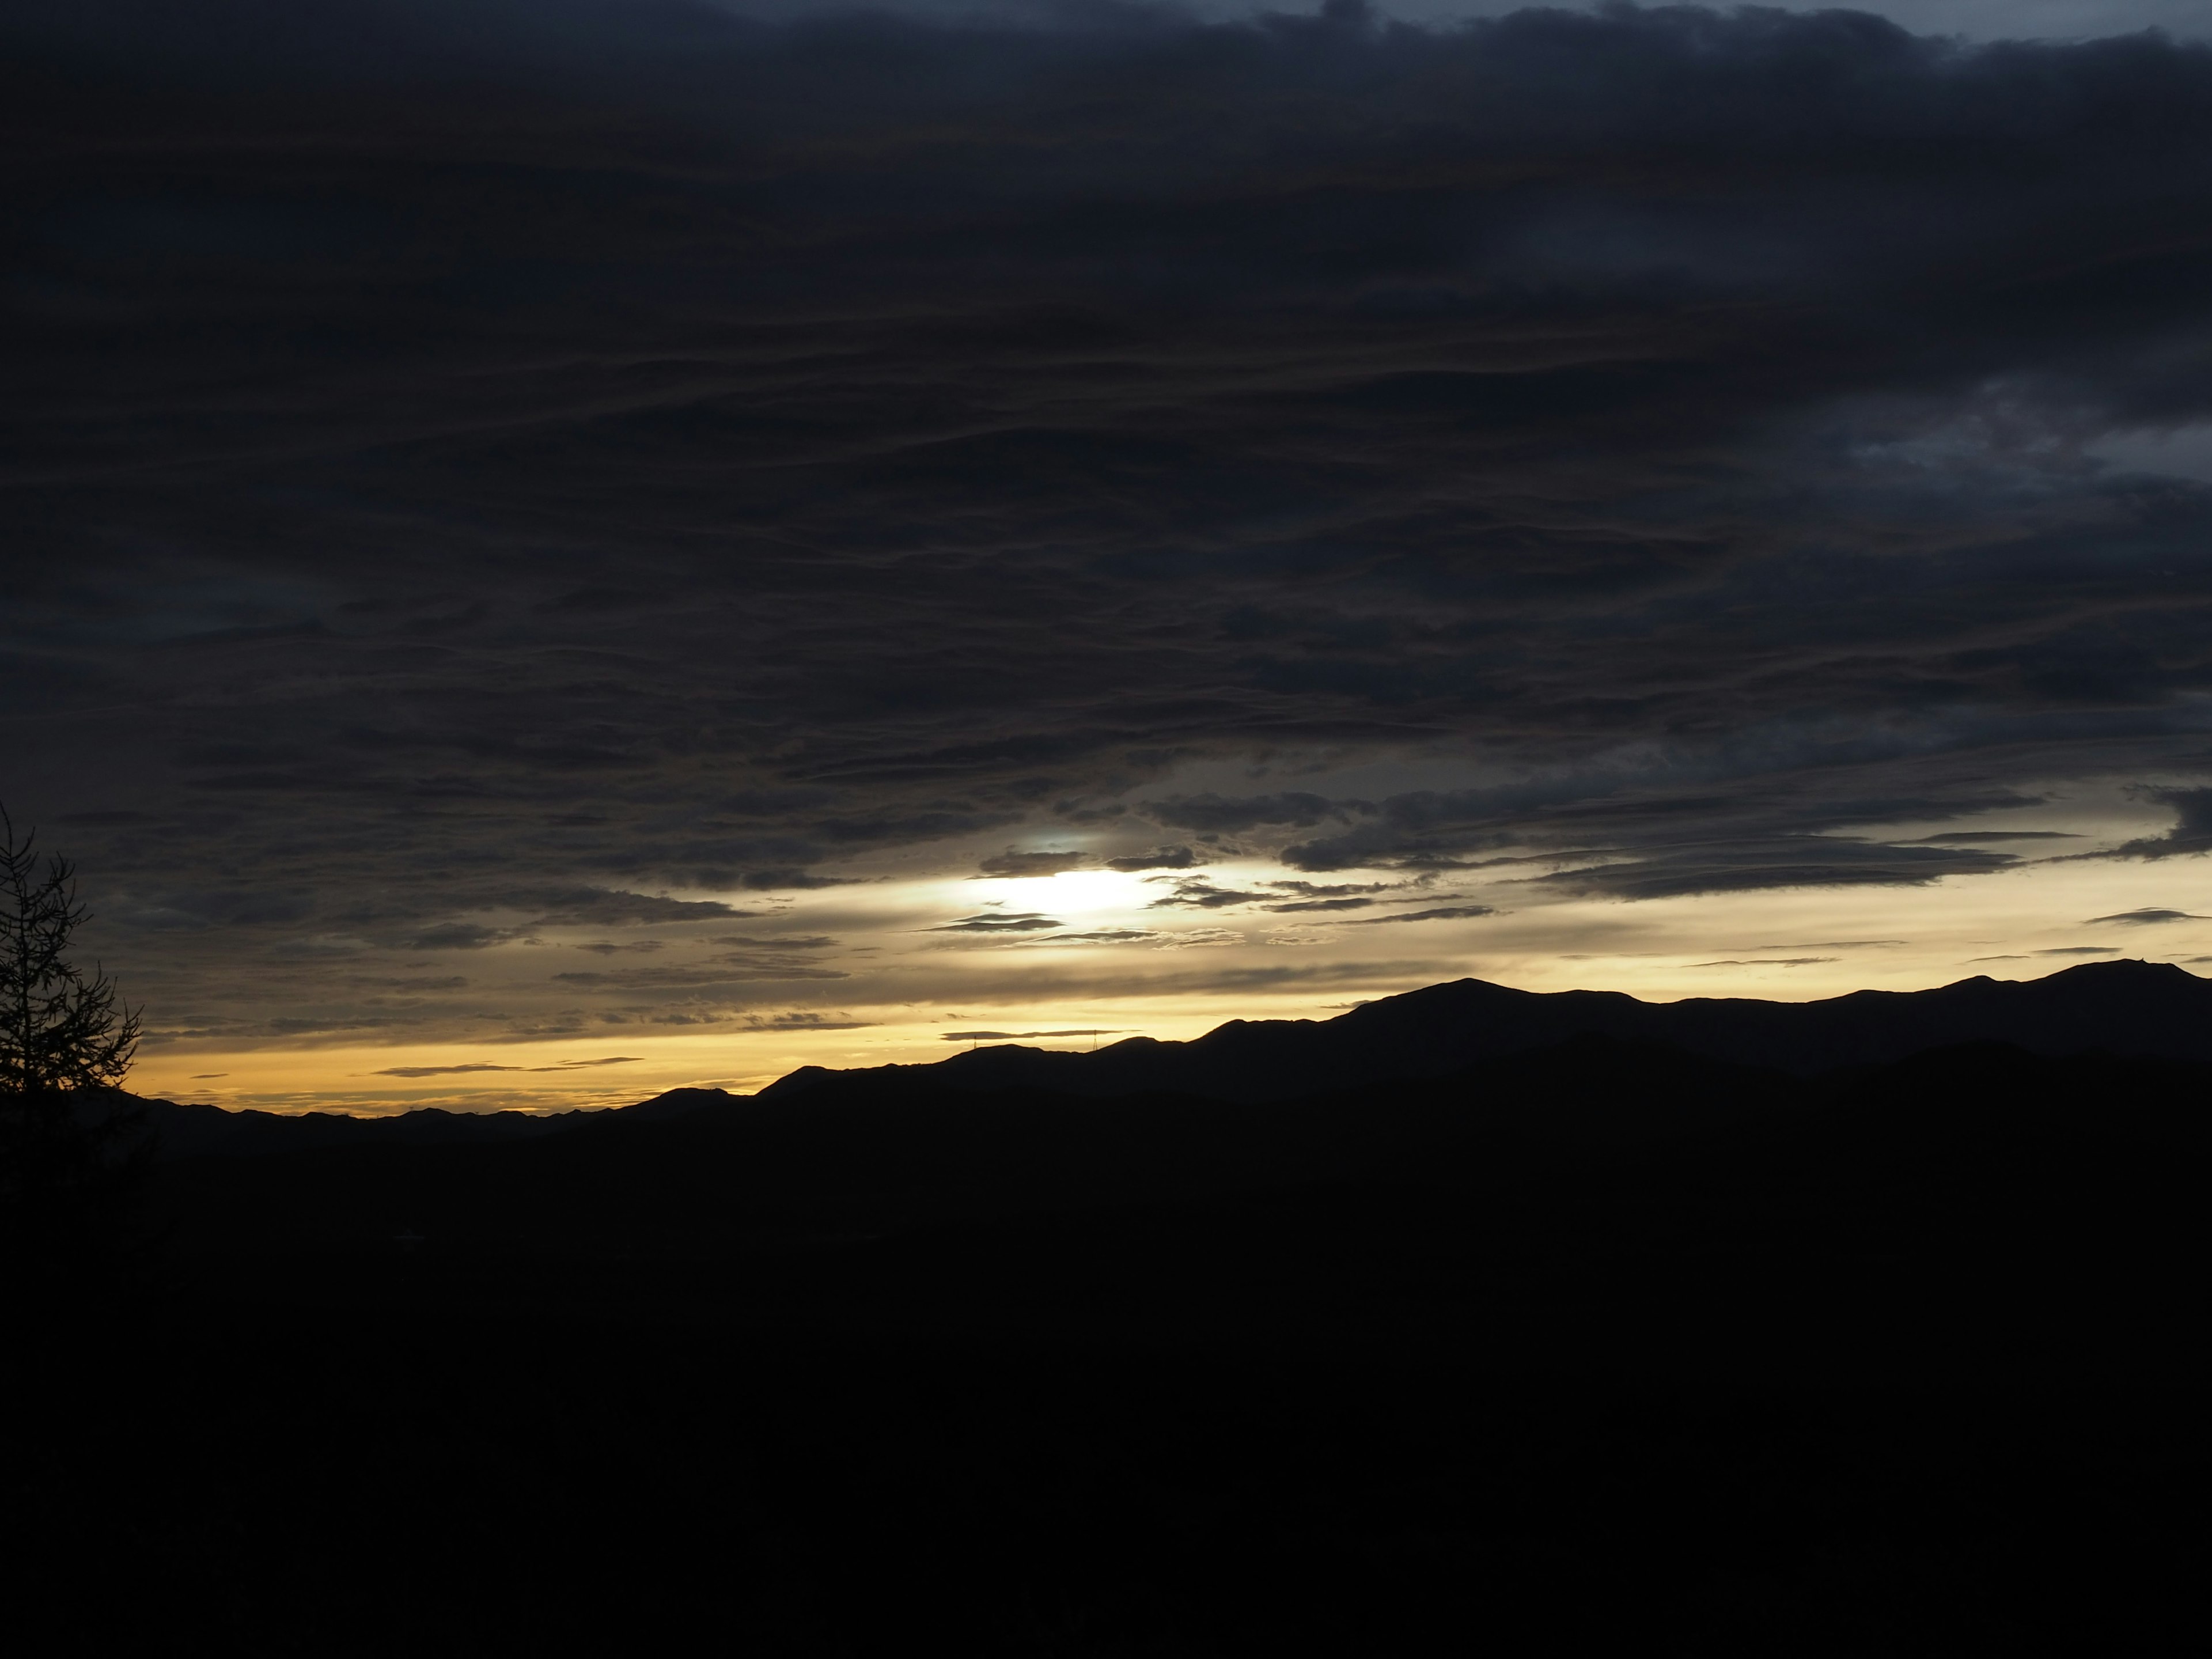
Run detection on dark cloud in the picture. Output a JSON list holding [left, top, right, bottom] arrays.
[[1509, 830, 2015, 901], [373, 1063, 524, 1078], [1281, 777, 2052, 887], [1690, 957, 1836, 968], [2087, 907, 2211, 925], [1343, 904, 1495, 924], [372, 1054, 643, 1077], [1910, 831, 2082, 844], [928, 913, 1065, 932], [1143, 794, 1366, 834], [940, 1028, 1123, 1042], [978, 850, 1089, 878], [14, 2, 2212, 1038], [735, 871, 851, 892], [407, 924, 528, 952], [1104, 846, 1200, 871], [527, 890, 759, 925], [550, 954, 848, 987], [109, 889, 317, 933], [1147, 880, 1271, 909], [2108, 789, 2212, 859]]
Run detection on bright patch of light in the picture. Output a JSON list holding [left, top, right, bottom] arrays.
[[984, 868, 1151, 918]]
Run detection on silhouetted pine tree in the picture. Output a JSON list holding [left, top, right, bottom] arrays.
[[0, 806, 144, 1269]]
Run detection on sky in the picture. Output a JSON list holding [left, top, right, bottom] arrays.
[[8, 0, 2212, 1114]]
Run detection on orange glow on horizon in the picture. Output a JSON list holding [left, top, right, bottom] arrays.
[[127, 844, 2212, 1115]]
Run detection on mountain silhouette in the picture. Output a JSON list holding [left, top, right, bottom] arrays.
[[113, 1093, 612, 1160], [66, 965, 2212, 1656], [140, 1032, 2212, 1393], [121, 959, 2212, 1160], [764, 957, 2212, 1105]]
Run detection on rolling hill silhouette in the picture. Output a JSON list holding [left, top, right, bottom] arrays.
[[118, 1085, 738, 1161]]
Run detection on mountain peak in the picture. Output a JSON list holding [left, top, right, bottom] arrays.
[[2051, 956, 2192, 979]]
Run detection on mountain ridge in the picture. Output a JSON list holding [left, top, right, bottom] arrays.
[[763, 956, 2212, 1106], [124, 957, 2211, 1155]]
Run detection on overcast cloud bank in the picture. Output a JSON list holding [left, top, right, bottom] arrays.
[[6, 1, 2212, 1063]]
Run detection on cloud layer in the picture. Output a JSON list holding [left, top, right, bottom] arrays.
[[6, 1, 2212, 1061]]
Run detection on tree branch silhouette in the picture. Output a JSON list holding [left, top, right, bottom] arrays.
[[1, 805, 146, 1255]]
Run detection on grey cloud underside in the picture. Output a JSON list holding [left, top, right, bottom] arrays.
[[1143, 794, 1366, 833], [1910, 831, 2082, 843], [550, 953, 850, 988], [1148, 881, 1273, 910], [1691, 957, 1835, 967], [1343, 903, 1495, 923], [372, 1054, 643, 1077], [1103, 846, 1201, 871], [12, 1, 2212, 1033], [977, 850, 1089, 877], [2107, 788, 2212, 858], [941, 1028, 1123, 1041]]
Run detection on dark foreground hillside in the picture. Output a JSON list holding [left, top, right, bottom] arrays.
[[12, 1039, 2211, 1654]]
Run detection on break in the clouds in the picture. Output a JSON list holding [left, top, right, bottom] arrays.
[[8, 1, 2212, 1085]]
